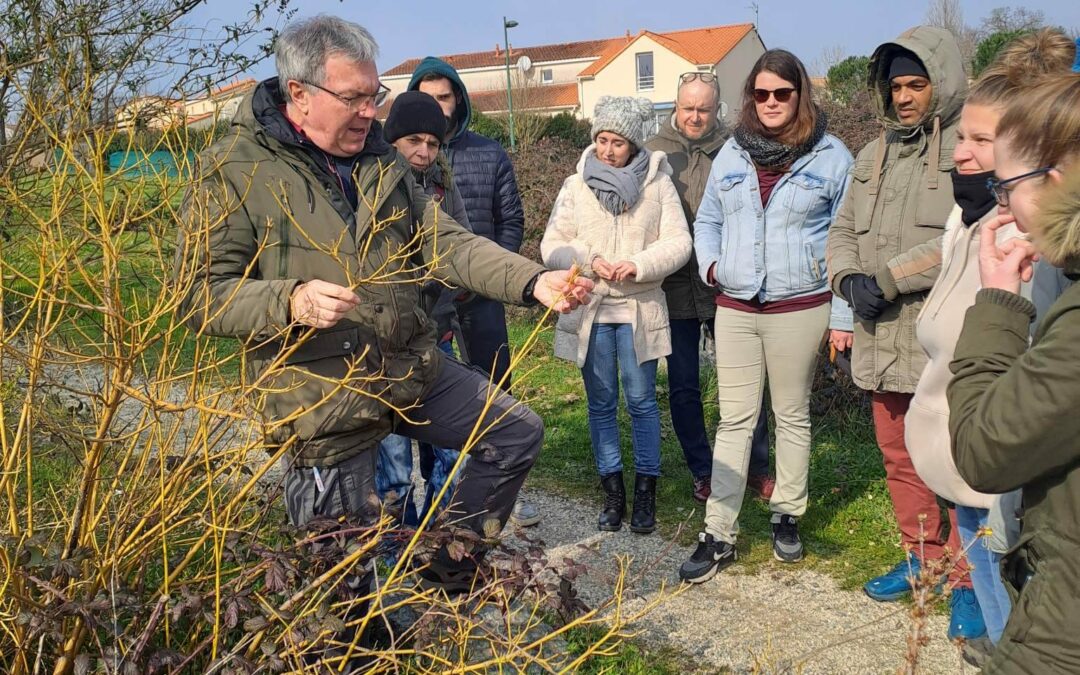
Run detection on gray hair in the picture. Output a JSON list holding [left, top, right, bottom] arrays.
[[276, 15, 380, 100]]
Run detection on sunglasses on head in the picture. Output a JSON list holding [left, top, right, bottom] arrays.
[[753, 87, 796, 104], [680, 72, 717, 84]]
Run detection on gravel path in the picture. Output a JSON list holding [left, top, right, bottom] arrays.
[[503, 487, 973, 675]]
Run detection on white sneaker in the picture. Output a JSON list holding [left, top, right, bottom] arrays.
[[509, 496, 541, 527]]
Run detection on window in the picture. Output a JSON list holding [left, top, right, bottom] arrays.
[[540, 68, 554, 84], [636, 52, 654, 91]]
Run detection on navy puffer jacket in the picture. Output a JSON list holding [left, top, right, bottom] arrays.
[[408, 57, 525, 253]]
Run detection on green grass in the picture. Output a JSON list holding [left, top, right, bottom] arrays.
[[564, 624, 699, 674], [507, 317, 904, 590]]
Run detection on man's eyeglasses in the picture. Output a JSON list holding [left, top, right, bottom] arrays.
[[986, 167, 1053, 207], [752, 87, 796, 104], [303, 80, 390, 113]]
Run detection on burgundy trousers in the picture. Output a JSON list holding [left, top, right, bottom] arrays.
[[872, 391, 970, 587]]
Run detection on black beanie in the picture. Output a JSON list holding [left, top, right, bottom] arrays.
[[383, 91, 447, 143], [888, 51, 929, 81]]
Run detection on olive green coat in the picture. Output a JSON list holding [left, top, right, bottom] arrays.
[[947, 170, 1080, 674], [176, 83, 543, 467], [646, 115, 727, 321], [827, 26, 967, 393]]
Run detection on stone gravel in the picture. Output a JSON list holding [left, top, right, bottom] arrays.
[[503, 487, 975, 675]]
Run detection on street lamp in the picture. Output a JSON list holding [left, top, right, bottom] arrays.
[[503, 16, 519, 152]]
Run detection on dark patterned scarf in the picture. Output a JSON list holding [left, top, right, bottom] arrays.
[[733, 109, 828, 169]]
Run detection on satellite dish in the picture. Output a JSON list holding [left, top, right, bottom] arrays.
[[517, 55, 533, 74]]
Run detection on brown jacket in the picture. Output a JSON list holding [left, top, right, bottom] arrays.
[[645, 115, 727, 321], [827, 26, 967, 393]]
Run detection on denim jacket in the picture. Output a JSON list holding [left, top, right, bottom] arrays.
[[693, 133, 854, 330]]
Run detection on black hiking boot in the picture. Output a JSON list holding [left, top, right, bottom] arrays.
[[598, 471, 625, 532], [629, 473, 656, 534]]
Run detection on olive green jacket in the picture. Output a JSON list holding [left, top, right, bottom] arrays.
[[176, 80, 543, 466], [947, 170, 1080, 673], [646, 115, 727, 321], [827, 26, 967, 393]]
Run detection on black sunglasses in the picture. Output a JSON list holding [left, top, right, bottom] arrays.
[[986, 167, 1053, 207], [753, 87, 796, 104]]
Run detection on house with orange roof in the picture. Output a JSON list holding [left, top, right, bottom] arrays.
[[115, 78, 257, 131], [380, 23, 764, 131]]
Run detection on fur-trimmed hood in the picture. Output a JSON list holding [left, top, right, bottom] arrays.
[[1036, 169, 1080, 276]]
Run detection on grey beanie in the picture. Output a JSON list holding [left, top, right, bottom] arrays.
[[591, 95, 653, 148]]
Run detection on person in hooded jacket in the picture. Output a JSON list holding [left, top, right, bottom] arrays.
[[825, 25, 985, 639], [947, 65, 1080, 674], [904, 30, 1076, 652], [406, 57, 540, 527], [375, 90, 474, 529]]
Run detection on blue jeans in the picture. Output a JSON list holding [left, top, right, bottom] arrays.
[[375, 433, 419, 527], [956, 505, 1012, 643], [581, 323, 661, 477], [668, 318, 770, 479]]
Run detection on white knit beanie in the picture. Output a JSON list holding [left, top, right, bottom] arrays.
[[591, 96, 653, 148]]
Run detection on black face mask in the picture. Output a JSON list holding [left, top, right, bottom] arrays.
[[951, 169, 997, 226]]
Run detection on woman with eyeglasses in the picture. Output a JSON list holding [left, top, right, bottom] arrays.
[[945, 53, 1080, 671], [678, 49, 853, 582], [902, 30, 1075, 653]]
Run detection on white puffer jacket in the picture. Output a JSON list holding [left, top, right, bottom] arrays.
[[907, 205, 1027, 508], [541, 146, 692, 367]]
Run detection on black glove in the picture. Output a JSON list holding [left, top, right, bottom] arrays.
[[842, 273, 893, 321]]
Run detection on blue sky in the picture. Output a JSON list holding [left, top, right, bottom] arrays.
[[187, 0, 1079, 84]]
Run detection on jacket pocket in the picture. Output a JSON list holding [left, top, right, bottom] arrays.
[[786, 174, 828, 215], [915, 177, 955, 230], [280, 325, 362, 365], [715, 173, 746, 215], [849, 161, 876, 234], [803, 242, 822, 283]]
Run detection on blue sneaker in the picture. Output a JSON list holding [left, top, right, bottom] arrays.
[[864, 555, 919, 601], [949, 587, 988, 639]]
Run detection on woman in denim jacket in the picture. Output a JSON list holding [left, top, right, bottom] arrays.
[[679, 50, 853, 583]]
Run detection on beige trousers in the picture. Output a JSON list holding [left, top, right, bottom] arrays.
[[704, 302, 830, 543]]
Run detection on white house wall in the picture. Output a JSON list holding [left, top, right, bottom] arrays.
[[712, 29, 766, 123], [579, 35, 697, 121], [382, 58, 595, 99]]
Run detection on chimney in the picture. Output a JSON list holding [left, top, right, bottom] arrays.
[[495, 43, 501, 56], [625, 29, 631, 40]]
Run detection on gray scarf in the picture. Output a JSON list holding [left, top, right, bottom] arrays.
[[583, 149, 651, 215], [733, 109, 828, 169]]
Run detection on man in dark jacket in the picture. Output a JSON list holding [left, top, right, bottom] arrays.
[[407, 57, 541, 526], [646, 74, 774, 504], [176, 16, 591, 600], [376, 90, 473, 529]]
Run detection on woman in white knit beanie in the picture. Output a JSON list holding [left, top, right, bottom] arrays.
[[541, 96, 692, 534]]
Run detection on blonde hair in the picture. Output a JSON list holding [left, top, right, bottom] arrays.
[[967, 29, 1075, 109], [997, 72, 1080, 171]]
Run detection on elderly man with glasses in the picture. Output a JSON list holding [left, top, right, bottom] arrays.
[[175, 14, 593, 616], [646, 72, 775, 504]]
